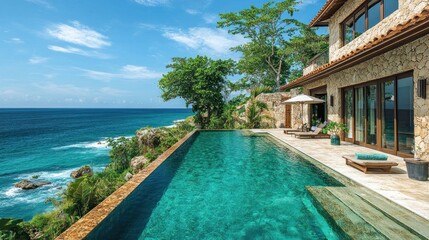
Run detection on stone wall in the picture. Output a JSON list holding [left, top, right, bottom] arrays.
[[302, 33, 429, 160], [328, 0, 429, 62], [255, 92, 293, 128]]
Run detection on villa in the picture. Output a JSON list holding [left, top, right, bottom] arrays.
[[54, 1, 429, 239], [280, 0, 429, 160]]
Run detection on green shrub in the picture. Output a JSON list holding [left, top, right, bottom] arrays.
[[107, 136, 141, 172], [0, 218, 30, 240]]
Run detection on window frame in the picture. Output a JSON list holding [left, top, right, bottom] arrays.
[[341, 0, 397, 46]]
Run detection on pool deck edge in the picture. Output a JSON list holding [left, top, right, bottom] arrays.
[[252, 129, 429, 221], [56, 130, 198, 240]]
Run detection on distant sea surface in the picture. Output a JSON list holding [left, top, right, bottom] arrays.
[[0, 108, 192, 220]]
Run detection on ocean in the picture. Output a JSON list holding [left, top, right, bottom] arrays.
[[0, 108, 192, 220]]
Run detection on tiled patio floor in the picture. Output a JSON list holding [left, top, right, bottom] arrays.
[[251, 129, 429, 221]]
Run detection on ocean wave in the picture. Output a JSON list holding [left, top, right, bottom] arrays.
[[16, 169, 73, 181], [52, 136, 134, 151], [1, 165, 107, 208], [4, 187, 20, 197], [164, 119, 186, 128], [52, 141, 110, 150]]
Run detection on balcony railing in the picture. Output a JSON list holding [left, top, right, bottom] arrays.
[[303, 50, 329, 75]]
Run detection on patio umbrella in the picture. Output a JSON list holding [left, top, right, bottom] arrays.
[[282, 94, 325, 127]]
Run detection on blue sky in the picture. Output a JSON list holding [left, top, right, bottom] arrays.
[[0, 0, 325, 108]]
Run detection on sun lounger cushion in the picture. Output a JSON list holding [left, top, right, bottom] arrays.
[[355, 153, 388, 160]]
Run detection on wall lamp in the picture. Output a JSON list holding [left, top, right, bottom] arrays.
[[418, 79, 426, 99], [330, 95, 334, 107]]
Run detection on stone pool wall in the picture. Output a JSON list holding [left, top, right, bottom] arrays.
[[56, 130, 198, 240]]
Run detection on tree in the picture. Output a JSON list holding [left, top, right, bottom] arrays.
[[218, 1, 329, 88], [286, 22, 329, 79], [218, 0, 298, 90], [245, 86, 274, 128], [159, 56, 235, 129]]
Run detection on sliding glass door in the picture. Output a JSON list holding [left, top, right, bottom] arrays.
[[355, 87, 365, 143], [366, 85, 377, 145], [381, 80, 395, 150], [344, 89, 353, 140], [397, 75, 414, 155], [343, 72, 414, 157]]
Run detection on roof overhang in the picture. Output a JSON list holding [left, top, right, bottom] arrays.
[[309, 0, 348, 27], [281, 9, 429, 90]]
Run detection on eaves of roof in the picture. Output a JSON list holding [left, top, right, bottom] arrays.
[[281, 8, 429, 91], [309, 0, 348, 27]]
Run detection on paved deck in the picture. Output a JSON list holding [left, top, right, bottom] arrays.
[[251, 129, 429, 221]]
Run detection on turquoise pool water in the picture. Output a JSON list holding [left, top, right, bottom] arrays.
[[88, 131, 343, 239]]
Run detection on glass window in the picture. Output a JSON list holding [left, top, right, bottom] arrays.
[[344, 18, 354, 44], [342, 0, 399, 46], [397, 76, 414, 154], [368, 1, 381, 29], [344, 89, 353, 139], [384, 0, 398, 18], [381, 80, 395, 149], [354, 9, 366, 38], [366, 85, 377, 145], [355, 87, 365, 142]]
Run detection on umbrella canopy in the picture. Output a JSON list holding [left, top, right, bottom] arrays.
[[282, 94, 325, 127], [283, 94, 325, 104]]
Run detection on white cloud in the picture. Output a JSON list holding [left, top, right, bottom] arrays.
[[6, 38, 24, 44], [203, 14, 218, 24], [46, 21, 110, 49], [82, 65, 163, 81], [29, 56, 48, 64], [163, 27, 246, 54], [35, 82, 90, 96], [186, 9, 200, 15], [99, 87, 128, 96], [134, 0, 169, 6], [48, 45, 111, 59], [26, 0, 53, 9]]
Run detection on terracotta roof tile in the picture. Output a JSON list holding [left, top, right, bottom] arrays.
[[281, 7, 429, 90]]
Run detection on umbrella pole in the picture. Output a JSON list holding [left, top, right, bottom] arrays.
[[301, 103, 304, 127]]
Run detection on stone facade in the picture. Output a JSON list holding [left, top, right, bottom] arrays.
[[302, 33, 429, 160], [254, 90, 310, 129], [255, 92, 292, 128], [329, 0, 429, 62]]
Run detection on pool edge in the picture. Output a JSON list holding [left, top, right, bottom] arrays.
[[56, 130, 198, 240]]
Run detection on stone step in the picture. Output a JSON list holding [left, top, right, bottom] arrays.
[[350, 187, 429, 239], [306, 186, 387, 239], [325, 187, 426, 240], [307, 186, 429, 240]]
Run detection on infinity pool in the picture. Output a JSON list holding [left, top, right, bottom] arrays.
[[88, 131, 343, 239]]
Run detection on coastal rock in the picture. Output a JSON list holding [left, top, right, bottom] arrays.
[[136, 128, 163, 149], [14, 180, 51, 190], [70, 166, 93, 179], [130, 156, 149, 173], [124, 172, 133, 181]]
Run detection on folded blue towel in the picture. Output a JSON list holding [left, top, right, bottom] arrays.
[[355, 153, 388, 160]]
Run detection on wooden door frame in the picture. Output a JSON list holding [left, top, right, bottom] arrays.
[[340, 71, 414, 157]]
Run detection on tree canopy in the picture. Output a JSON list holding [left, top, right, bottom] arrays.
[[159, 56, 236, 129], [218, 0, 328, 91]]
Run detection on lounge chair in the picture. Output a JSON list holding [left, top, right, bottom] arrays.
[[342, 155, 398, 173], [283, 124, 307, 134], [293, 123, 329, 139]]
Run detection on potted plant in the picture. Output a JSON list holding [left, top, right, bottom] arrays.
[[404, 144, 428, 181], [322, 121, 348, 145]]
